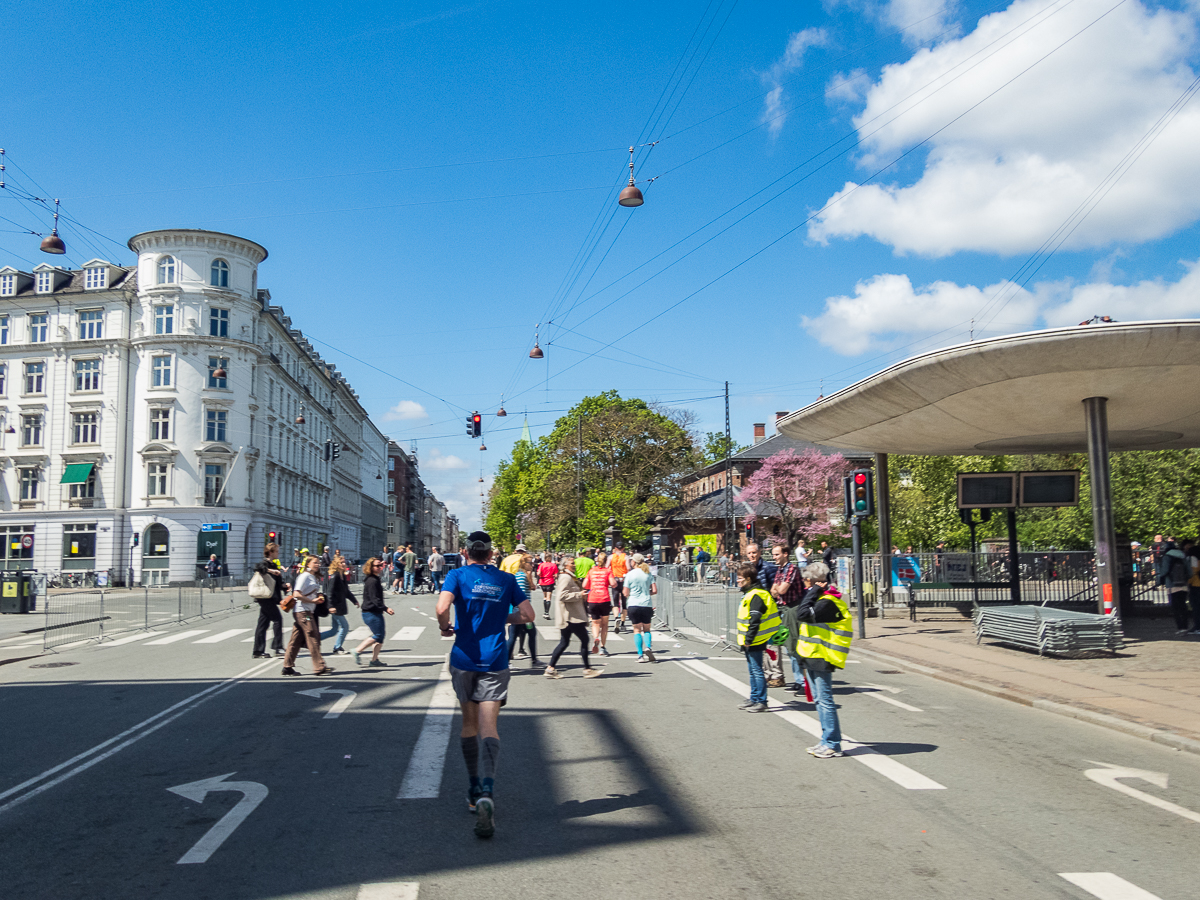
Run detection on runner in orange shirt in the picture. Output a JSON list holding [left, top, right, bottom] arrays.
[[609, 543, 629, 633]]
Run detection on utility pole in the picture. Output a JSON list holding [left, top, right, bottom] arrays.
[[576, 412, 583, 543], [724, 381, 734, 559]]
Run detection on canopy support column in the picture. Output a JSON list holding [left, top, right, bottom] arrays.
[[874, 453, 892, 616], [1084, 396, 1117, 616]]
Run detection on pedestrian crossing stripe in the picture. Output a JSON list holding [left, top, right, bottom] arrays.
[[392, 626, 425, 641]]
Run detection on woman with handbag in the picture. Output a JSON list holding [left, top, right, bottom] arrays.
[[352, 557, 394, 666], [249, 559, 285, 659], [319, 556, 359, 655], [281, 556, 335, 676]]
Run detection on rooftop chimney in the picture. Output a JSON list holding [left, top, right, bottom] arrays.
[[775, 411, 789, 431], [753, 423, 766, 443]]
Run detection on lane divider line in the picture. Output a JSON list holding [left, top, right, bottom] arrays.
[[0, 658, 278, 817], [358, 883, 420, 900], [680, 658, 946, 791], [855, 687, 924, 712], [396, 660, 457, 799], [1059, 872, 1162, 899]]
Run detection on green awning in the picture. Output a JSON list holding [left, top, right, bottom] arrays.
[[60, 463, 94, 485]]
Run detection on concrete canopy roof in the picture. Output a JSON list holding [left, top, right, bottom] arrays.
[[777, 320, 1200, 455]]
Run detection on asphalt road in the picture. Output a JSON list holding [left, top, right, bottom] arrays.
[[1, 596, 1197, 900]]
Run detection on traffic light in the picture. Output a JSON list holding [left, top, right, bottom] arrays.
[[267, 531, 278, 543], [323, 440, 332, 462], [132, 533, 139, 547], [331, 442, 341, 461], [844, 469, 875, 517], [745, 520, 754, 541], [467, 412, 482, 439]]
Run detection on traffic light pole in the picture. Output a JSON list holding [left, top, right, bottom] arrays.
[[852, 514, 865, 640]]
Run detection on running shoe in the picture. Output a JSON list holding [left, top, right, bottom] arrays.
[[544, 666, 562, 679], [583, 668, 601, 678], [808, 746, 844, 758], [637, 655, 647, 663], [281, 667, 300, 676], [644, 648, 656, 663], [591, 641, 600, 653], [274, 650, 286, 657], [352, 650, 362, 666], [474, 796, 495, 838], [368, 660, 387, 667], [737, 699, 756, 709], [315, 667, 336, 676], [600, 647, 612, 657], [745, 702, 769, 713], [467, 787, 483, 813]]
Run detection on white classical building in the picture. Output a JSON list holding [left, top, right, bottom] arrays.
[[0, 228, 387, 583]]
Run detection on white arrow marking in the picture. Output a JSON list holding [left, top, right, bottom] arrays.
[[1084, 761, 1200, 824], [296, 687, 357, 719], [358, 883, 420, 900], [167, 772, 268, 864], [1059, 873, 1163, 899], [857, 681, 904, 694], [854, 687, 924, 712]]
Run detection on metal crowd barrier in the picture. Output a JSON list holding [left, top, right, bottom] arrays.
[[653, 576, 740, 651], [42, 577, 250, 651]]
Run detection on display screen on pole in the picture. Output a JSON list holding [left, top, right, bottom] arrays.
[[957, 472, 1017, 508], [1019, 471, 1080, 507]]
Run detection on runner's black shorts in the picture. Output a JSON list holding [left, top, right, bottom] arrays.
[[587, 601, 613, 619], [628, 605, 653, 625]]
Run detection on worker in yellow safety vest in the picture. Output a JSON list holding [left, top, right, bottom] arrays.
[[793, 561, 852, 757], [735, 562, 782, 713]]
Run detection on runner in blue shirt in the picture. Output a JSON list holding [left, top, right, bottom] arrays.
[[436, 530, 534, 839]]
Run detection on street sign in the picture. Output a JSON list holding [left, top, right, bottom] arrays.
[[957, 472, 1017, 508], [200, 523, 230, 532], [944, 553, 972, 583], [20, 534, 33, 549]]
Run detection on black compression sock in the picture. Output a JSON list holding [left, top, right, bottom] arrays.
[[461, 736, 480, 779]]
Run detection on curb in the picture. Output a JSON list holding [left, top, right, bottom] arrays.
[[853, 645, 1200, 758]]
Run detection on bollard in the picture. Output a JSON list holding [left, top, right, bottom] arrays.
[[99, 590, 105, 643], [178, 586, 182, 623]]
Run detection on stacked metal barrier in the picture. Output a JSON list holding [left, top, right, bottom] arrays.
[[653, 576, 740, 651], [973, 605, 1124, 655]]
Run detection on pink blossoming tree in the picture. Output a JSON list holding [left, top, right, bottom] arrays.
[[739, 448, 850, 549]]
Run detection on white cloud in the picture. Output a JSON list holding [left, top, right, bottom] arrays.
[[425, 448, 469, 470], [805, 259, 1200, 355], [809, 0, 1200, 256], [827, 69, 870, 104], [881, 0, 961, 45], [383, 400, 428, 421], [761, 28, 828, 135]]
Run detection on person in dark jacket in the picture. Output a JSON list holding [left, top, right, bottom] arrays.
[[352, 558, 394, 666], [1162, 540, 1192, 633], [320, 555, 359, 655], [251, 553, 286, 659]]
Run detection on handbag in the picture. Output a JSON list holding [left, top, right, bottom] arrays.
[[315, 596, 330, 618], [248, 572, 275, 600], [279, 595, 296, 613]]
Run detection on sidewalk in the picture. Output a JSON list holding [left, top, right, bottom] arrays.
[[856, 612, 1200, 754]]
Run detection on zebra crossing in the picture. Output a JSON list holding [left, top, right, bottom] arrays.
[[83, 624, 446, 650]]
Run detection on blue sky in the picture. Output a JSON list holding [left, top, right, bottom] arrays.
[[5, 0, 1200, 528]]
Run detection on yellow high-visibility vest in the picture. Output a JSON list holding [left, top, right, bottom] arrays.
[[795, 591, 852, 668], [737, 588, 781, 647]]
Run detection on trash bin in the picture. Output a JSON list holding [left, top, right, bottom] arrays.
[[18, 571, 34, 613], [0, 571, 29, 613]]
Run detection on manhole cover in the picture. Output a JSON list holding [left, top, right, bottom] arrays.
[[875, 670, 902, 674], [30, 661, 78, 669]]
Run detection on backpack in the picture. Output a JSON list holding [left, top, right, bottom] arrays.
[[248, 572, 275, 600], [1168, 553, 1189, 586]]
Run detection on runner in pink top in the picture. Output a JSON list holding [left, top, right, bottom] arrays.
[[537, 554, 559, 619], [583, 553, 614, 657]]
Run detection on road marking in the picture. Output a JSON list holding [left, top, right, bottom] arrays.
[[1084, 761, 1200, 824], [358, 883, 420, 900], [1059, 872, 1162, 899], [674, 660, 709, 680], [347, 626, 372, 640], [168, 773, 268, 864], [680, 658, 946, 790], [145, 630, 209, 645], [296, 687, 357, 719], [537, 626, 560, 640], [0, 658, 276, 817], [855, 686, 924, 712], [393, 626, 426, 641], [397, 663, 457, 799], [194, 629, 251, 644], [102, 632, 167, 646]]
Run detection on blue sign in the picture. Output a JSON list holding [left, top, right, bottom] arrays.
[[200, 523, 230, 532], [892, 555, 921, 587]]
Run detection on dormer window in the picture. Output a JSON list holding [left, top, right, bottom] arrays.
[[0, 274, 13, 296], [36, 270, 53, 293], [157, 256, 176, 285], [210, 259, 229, 288], [85, 266, 108, 289]]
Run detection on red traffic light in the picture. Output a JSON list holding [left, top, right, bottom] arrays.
[[854, 472, 867, 485], [473, 414, 481, 424]]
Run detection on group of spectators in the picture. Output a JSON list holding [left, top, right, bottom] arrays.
[[1148, 534, 1200, 635], [376, 544, 448, 595]]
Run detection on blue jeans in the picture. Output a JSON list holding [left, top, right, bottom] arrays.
[[404, 571, 415, 593], [744, 648, 766, 703], [805, 666, 842, 750], [320, 614, 349, 650], [431, 570, 443, 592], [790, 647, 805, 684]]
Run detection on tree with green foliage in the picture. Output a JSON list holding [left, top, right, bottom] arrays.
[[485, 391, 697, 548], [699, 431, 745, 467]]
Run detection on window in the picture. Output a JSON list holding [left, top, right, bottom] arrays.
[[387, 477, 395, 492], [204, 464, 225, 506], [154, 305, 173, 335], [147, 463, 169, 496], [0, 364, 5, 395], [0, 275, 13, 296], [62, 523, 97, 566], [85, 266, 107, 289], [205, 409, 227, 442], [150, 407, 171, 441], [29, 314, 48, 343], [157, 256, 176, 285], [19, 468, 38, 501], [387, 521, 395, 535], [207, 356, 228, 389], [20, 414, 42, 446], [210, 259, 229, 287], [36, 271, 53, 293], [72, 412, 99, 444], [24, 362, 44, 394], [151, 355, 172, 387], [69, 473, 96, 504], [1, 524, 35, 566], [74, 358, 101, 391], [209, 308, 229, 337], [387, 495, 396, 514], [78, 310, 103, 340], [0, 316, 8, 344]]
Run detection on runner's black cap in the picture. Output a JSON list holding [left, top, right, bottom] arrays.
[[466, 531, 492, 551]]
